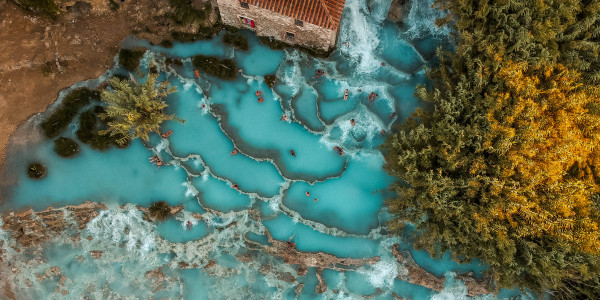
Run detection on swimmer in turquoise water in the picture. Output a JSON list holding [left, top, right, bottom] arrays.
[[161, 130, 173, 138]]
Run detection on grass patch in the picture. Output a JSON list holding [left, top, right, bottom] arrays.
[[12, 0, 59, 20], [192, 55, 238, 80], [223, 33, 249, 51], [118, 49, 145, 72], [40, 88, 100, 139], [166, 0, 211, 26], [54, 137, 80, 158], [148, 201, 171, 221], [257, 36, 333, 58], [264, 74, 276, 88], [76, 106, 129, 151], [27, 162, 47, 179]]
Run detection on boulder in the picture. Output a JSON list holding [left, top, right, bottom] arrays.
[[388, 0, 409, 23], [67, 1, 92, 15]]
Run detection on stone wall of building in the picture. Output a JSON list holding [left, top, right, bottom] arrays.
[[216, 0, 338, 51]]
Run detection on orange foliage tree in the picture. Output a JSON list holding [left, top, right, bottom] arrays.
[[484, 61, 600, 255]]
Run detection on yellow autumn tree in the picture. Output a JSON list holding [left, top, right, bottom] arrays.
[[486, 61, 600, 254]]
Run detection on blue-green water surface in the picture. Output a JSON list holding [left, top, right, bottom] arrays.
[[0, 0, 531, 298]]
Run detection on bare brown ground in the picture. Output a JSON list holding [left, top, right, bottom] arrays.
[[0, 0, 209, 200]]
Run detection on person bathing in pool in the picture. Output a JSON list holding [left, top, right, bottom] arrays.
[[161, 130, 173, 138]]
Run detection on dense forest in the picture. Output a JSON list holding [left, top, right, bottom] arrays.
[[382, 0, 600, 298]]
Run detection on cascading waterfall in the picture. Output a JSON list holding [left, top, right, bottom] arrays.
[[404, 0, 451, 39], [338, 0, 386, 74], [0, 0, 527, 298]]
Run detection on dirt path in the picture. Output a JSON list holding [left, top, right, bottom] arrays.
[[0, 0, 211, 193]]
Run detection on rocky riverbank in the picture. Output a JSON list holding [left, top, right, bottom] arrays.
[[1, 201, 489, 298]]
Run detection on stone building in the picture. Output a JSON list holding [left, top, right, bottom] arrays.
[[215, 0, 347, 51]]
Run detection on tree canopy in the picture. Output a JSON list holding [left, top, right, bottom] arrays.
[[100, 73, 179, 145], [383, 0, 600, 298]]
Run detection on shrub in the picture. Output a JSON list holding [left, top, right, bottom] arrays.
[[108, 0, 119, 11], [118, 49, 145, 72], [223, 24, 239, 33], [27, 162, 47, 179], [100, 73, 180, 145], [76, 106, 128, 151], [160, 40, 174, 48], [257, 36, 332, 58], [41, 61, 53, 76], [54, 137, 80, 158], [264, 74, 276, 88], [40, 59, 70, 76], [148, 201, 171, 221], [109, 74, 129, 85], [258, 36, 287, 50], [13, 0, 60, 20], [223, 33, 249, 51], [40, 88, 100, 138], [192, 55, 237, 80], [171, 31, 205, 42], [166, 0, 211, 26]]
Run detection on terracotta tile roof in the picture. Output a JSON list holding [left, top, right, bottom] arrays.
[[241, 0, 347, 30]]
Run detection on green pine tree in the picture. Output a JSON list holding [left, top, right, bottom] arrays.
[[100, 73, 182, 145]]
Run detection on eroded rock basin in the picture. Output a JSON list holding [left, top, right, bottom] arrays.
[[0, 0, 526, 298]]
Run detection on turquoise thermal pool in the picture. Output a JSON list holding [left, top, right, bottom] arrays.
[[0, 0, 530, 298]]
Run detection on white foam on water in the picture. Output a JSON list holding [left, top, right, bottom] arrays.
[[197, 97, 210, 114], [201, 171, 210, 182], [85, 204, 157, 257], [360, 259, 398, 289], [404, 0, 450, 39], [332, 291, 362, 300], [431, 272, 471, 300], [321, 105, 385, 152], [183, 81, 195, 91], [279, 51, 303, 97], [177, 211, 199, 229], [192, 157, 202, 167], [338, 0, 384, 75], [155, 139, 168, 153], [182, 181, 198, 198], [352, 149, 386, 169]]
